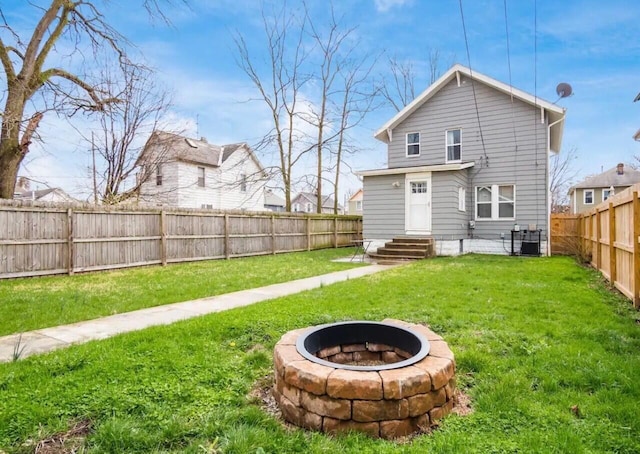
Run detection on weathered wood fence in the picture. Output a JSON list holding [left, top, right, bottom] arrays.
[[550, 184, 640, 308], [0, 201, 362, 279]]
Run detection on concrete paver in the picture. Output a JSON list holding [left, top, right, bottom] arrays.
[[0, 263, 396, 363]]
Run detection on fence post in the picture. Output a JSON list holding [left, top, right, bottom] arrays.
[[609, 202, 616, 284], [67, 208, 74, 275], [595, 210, 602, 272], [271, 215, 276, 255], [333, 217, 338, 248], [160, 209, 167, 266], [224, 214, 230, 259], [307, 216, 311, 251], [633, 192, 640, 308]]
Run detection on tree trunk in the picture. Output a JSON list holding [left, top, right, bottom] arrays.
[[0, 138, 23, 198]]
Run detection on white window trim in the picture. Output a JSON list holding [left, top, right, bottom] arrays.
[[293, 203, 301, 212], [583, 189, 594, 205], [475, 184, 516, 221], [197, 166, 205, 188], [458, 187, 466, 212], [305, 202, 312, 213], [445, 128, 462, 163], [355, 200, 363, 211], [602, 188, 612, 202], [406, 132, 420, 157]]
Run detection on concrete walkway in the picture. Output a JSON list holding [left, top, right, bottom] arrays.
[[0, 263, 397, 363]]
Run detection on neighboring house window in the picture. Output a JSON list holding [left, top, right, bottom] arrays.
[[602, 188, 613, 201], [201, 204, 213, 209], [475, 185, 515, 220], [446, 129, 461, 162], [583, 189, 594, 205], [240, 173, 247, 192], [293, 203, 301, 212], [156, 164, 163, 186], [356, 200, 363, 211], [197, 167, 205, 187], [458, 187, 466, 212], [406, 132, 420, 157], [305, 203, 312, 213]]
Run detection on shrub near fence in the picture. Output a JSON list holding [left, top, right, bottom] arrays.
[[0, 200, 362, 279], [551, 184, 640, 308]]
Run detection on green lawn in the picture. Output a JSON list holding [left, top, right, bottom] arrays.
[[0, 248, 363, 337], [1, 255, 639, 453]]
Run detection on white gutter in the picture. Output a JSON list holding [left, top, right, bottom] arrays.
[[546, 116, 565, 256]]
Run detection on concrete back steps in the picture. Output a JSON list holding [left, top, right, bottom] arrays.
[[368, 237, 435, 264]]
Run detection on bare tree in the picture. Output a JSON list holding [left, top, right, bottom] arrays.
[[0, 0, 184, 199], [550, 146, 579, 213], [306, 5, 359, 213], [78, 62, 172, 204], [234, 4, 314, 212], [378, 49, 452, 112]]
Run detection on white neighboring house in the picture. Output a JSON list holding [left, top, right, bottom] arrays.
[[138, 131, 267, 210], [13, 177, 78, 203]]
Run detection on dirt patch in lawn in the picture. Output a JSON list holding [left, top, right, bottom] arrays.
[[30, 419, 92, 454]]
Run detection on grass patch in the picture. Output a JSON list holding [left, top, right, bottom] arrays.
[[0, 248, 363, 336], [1, 255, 639, 452]]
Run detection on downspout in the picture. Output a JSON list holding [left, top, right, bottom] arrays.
[[547, 116, 565, 256]]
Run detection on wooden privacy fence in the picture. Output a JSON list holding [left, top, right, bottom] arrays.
[[0, 202, 362, 279], [551, 184, 640, 308]]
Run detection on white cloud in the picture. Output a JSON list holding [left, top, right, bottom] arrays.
[[374, 0, 410, 13]]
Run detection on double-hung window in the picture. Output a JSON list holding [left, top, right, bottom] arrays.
[[156, 164, 163, 186], [240, 173, 247, 192], [197, 167, 205, 187], [356, 200, 363, 211], [476, 184, 515, 220], [406, 133, 420, 156], [584, 189, 594, 205], [602, 188, 613, 202], [446, 129, 461, 162], [305, 203, 312, 213]]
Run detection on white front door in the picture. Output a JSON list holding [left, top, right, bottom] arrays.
[[406, 173, 432, 233]]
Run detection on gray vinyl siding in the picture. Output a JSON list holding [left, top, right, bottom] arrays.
[[431, 170, 469, 238], [363, 174, 405, 239], [387, 76, 549, 239]]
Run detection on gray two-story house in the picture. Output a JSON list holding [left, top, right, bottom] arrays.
[[358, 64, 566, 255]]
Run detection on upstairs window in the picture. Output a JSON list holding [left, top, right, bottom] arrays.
[[293, 203, 301, 212], [406, 132, 420, 156], [197, 167, 205, 187], [584, 189, 594, 205], [356, 200, 363, 211], [240, 173, 247, 192], [446, 129, 461, 162], [602, 188, 613, 201], [305, 202, 312, 213], [156, 164, 163, 186]]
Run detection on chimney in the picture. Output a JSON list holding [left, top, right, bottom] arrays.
[[617, 163, 624, 175]]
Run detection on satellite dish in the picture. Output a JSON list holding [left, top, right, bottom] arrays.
[[556, 82, 573, 98]]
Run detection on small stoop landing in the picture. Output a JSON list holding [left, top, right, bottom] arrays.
[[368, 237, 435, 264]]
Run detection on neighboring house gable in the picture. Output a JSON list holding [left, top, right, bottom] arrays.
[[264, 189, 286, 212], [569, 163, 640, 213], [138, 131, 267, 211], [291, 192, 342, 214], [359, 64, 566, 256], [347, 189, 363, 215]]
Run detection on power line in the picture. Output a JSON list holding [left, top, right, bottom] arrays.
[[458, 0, 488, 162], [504, 0, 519, 192]]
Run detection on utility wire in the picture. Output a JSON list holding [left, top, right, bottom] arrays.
[[458, 0, 488, 162], [504, 0, 519, 200]]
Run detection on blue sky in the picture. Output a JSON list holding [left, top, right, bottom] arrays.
[[3, 0, 640, 201]]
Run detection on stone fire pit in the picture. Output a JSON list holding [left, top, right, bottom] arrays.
[[272, 319, 456, 439]]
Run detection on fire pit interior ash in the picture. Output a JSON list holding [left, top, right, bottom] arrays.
[[272, 319, 457, 439]]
